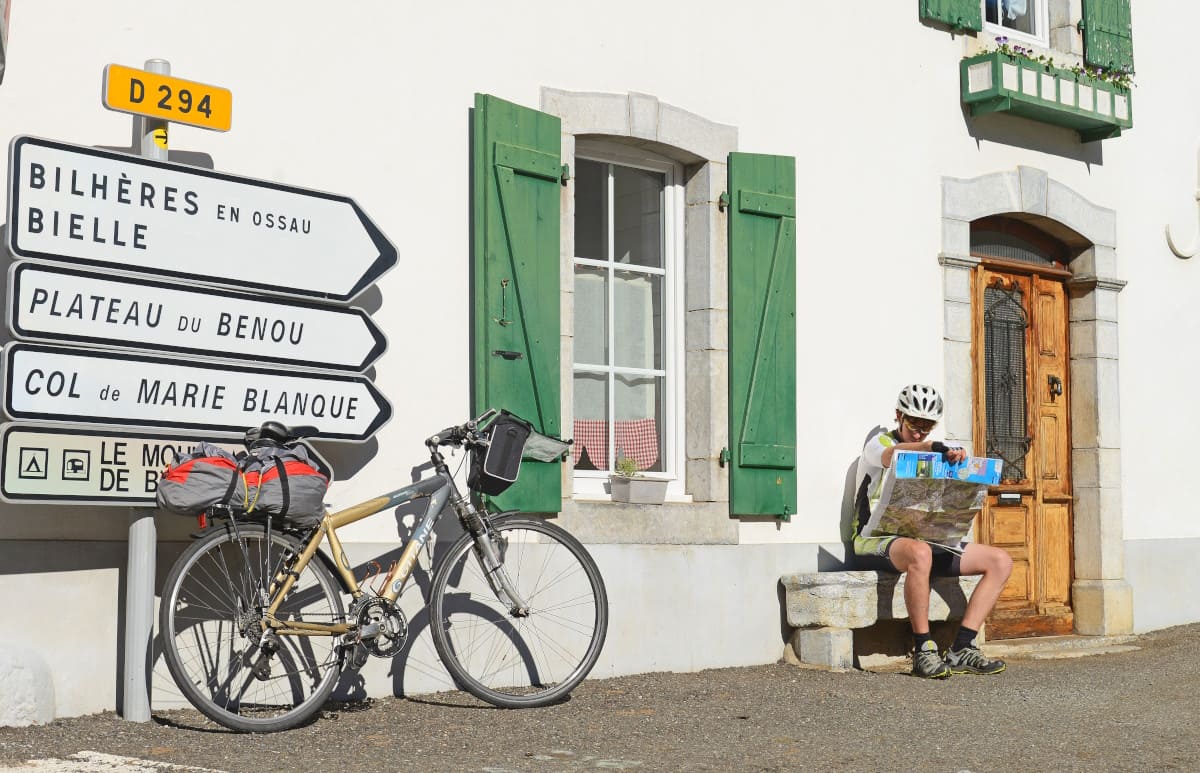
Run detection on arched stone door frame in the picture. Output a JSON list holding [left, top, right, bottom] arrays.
[[939, 167, 1133, 636]]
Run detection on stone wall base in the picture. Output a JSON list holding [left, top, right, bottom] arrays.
[[1072, 578, 1134, 635]]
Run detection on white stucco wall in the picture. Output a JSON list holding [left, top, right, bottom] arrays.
[[0, 1, 1198, 719]]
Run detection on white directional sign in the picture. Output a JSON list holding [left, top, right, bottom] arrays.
[[0, 423, 332, 505], [7, 263, 388, 372], [2, 423, 239, 504], [6, 135, 398, 301], [3, 343, 392, 441]]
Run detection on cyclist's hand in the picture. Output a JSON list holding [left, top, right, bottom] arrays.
[[930, 441, 967, 463]]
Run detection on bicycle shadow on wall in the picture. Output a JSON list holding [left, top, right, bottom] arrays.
[[347, 464, 558, 708], [325, 458, 532, 708], [386, 561, 539, 710], [401, 509, 547, 705]]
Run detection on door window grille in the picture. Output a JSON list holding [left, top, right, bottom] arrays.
[[972, 230, 1056, 266], [984, 280, 1030, 480]]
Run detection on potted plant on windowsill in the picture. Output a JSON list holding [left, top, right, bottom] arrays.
[[609, 454, 668, 505]]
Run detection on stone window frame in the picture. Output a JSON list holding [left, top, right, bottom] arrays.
[[541, 88, 740, 545], [940, 166, 1133, 635]]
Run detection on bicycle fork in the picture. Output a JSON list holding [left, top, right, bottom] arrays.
[[471, 522, 531, 617]]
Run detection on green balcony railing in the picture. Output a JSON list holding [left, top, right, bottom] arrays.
[[960, 51, 1132, 142]]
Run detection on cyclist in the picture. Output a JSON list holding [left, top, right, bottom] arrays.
[[852, 384, 1013, 678]]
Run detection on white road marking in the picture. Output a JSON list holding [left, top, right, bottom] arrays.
[[0, 751, 226, 772]]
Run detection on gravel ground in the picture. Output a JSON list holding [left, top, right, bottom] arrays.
[[1, 623, 1198, 772]]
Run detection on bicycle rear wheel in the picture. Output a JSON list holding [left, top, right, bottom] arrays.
[[159, 523, 345, 733], [430, 513, 608, 708]]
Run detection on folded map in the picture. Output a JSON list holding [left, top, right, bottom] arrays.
[[862, 450, 1003, 547]]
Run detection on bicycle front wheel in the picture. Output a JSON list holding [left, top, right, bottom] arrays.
[[159, 523, 345, 733], [430, 514, 609, 708]]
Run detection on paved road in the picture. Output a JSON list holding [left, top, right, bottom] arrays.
[[1, 623, 1198, 772]]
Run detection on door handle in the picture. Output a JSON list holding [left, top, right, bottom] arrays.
[[1048, 375, 1063, 401]]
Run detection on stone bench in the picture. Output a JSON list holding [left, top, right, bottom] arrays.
[[779, 570, 980, 670]]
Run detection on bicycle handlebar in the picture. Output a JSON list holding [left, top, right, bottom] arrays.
[[427, 426, 467, 447], [425, 408, 501, 450]]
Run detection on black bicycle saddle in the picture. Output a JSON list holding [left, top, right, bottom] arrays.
[[245, 420, 293, 448]]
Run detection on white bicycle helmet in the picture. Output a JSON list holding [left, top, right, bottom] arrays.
[[896, 384, 944, 421]]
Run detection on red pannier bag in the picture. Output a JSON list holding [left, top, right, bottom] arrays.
[[156, 442, 329, 527]]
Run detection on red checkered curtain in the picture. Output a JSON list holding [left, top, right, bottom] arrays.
[[572, 419, 658, 472], [572, 419, 608, 469]]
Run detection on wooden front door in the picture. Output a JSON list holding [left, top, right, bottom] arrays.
[[973, 264, 1074, 639]]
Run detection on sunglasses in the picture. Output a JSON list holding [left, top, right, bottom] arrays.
[[902, 416, 937, 435]]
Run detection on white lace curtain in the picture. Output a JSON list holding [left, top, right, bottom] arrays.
[[574, 271, 655, 420]]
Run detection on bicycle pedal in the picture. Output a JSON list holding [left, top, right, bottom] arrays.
[[344, 643, 369, 671]]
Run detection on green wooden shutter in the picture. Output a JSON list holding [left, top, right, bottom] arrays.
[[1081, 0, 1134, 72], [727, 153, 797, 519], [919, 0, 982, 31], [471, 93, 562, 512]]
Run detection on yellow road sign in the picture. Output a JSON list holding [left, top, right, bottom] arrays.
[[102, 64, 232, 132]]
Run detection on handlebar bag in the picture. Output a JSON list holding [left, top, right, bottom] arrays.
[[468, 411, 532, 495], [157, 442, 329, 526]]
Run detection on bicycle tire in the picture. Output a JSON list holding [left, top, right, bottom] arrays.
[[429, 513, 608, 708], [159, 523, 345, 732]]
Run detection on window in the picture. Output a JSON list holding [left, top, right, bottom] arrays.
[[542, 89, 793, 531], [984, 0, 1048, 46], [971, 215, 1073, 268], [571, 145, 684, 496]]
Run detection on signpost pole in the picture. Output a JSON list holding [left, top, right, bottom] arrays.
[[121, 58, 170, 724]]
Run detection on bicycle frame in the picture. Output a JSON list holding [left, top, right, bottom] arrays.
[[252, 448, 530, 640]]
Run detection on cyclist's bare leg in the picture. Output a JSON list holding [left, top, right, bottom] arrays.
[[888, 537, 935, 633], [958, 542, 1014, 631]]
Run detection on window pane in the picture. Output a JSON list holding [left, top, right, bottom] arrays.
[[575, 159, 608, 261], [613, 270, 662, 369], [572, 372, 608, 471], [614, 374, 664, 473], [991, 0, 1036, 35], [573, 265, 608, 365], [613, 165, 663, 268]]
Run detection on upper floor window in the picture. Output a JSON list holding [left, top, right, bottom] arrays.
[[984, 0, 1048, 46], [571, 144, 683, 494]]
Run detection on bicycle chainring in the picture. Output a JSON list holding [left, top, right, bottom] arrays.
[[353, 596, 409, 659]]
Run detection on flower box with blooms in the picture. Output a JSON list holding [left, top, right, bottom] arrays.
[[960, 37, 1133, 142]]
